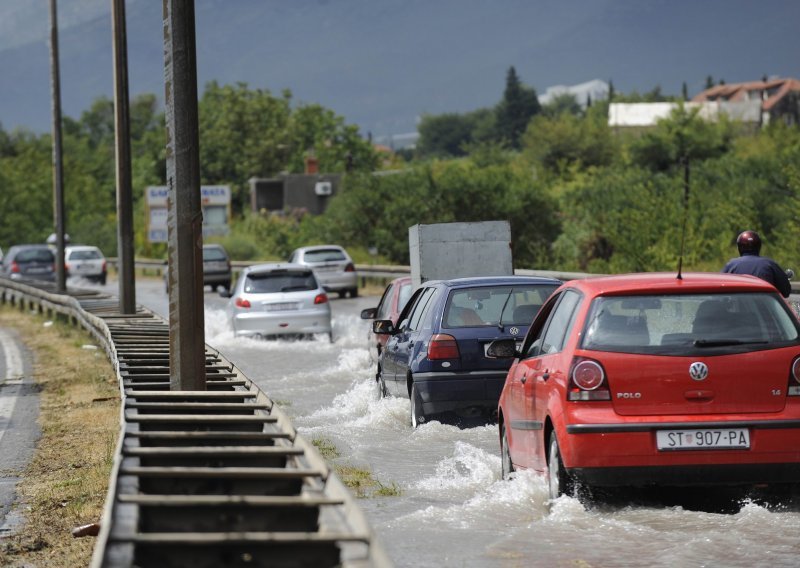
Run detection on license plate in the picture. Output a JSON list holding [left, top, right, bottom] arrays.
[[28, 267, 48, 273], [656, 428, 750, 451], [262, 302, 299, 312]]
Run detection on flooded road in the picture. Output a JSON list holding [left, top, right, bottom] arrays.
[[99, 277, 800, 567]]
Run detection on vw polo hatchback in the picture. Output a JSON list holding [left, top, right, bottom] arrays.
[[492, 273, 800, 501], [224, 263, 332, 342], [373, 276, 560, 427]]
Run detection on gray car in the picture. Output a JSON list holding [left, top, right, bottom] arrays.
[[288, 245, 358, 298], [1, 244, 56, 282], [221, 262, 333, 341]]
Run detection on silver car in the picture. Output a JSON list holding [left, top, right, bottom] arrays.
[[222, 263, 333, 341], [65, 245, 107, 284], [288, 245, 358, 298]]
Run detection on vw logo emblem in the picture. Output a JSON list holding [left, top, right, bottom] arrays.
[[509, 327, 519, 336], [689, 362, 709, 381]]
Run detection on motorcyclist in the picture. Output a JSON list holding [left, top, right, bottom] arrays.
[[722, 230, 792, 298]]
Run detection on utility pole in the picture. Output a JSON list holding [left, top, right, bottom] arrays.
[[48, 0, 66, 293], [111, 0, 136, 314], [163, 0, 206, 390]]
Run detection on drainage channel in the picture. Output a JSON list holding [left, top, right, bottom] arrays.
[[1, 281, 391, 568]]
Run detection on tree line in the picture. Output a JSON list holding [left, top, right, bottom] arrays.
[[1, 70, 798, 275]]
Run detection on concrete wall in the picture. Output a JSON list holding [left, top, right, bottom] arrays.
[[409, 221, 513, 288]]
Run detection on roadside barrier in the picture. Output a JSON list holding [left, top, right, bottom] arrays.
[[0, 277, 392, 568]]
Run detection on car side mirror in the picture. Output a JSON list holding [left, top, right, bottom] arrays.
[[786, 268, 795, 280], [361, 307, 377, 320], [372, 319, 395, 335], [486, 338, 517, 359], [218, 289, 232, 299]]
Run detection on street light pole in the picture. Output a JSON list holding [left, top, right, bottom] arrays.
[[48, 0, 66, 293], [163, 0, 206, 391], [111, 0, 136, 314]]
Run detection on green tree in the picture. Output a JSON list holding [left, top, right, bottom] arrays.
[[522, 103, 616, 173], [495, 66, 541, 149]]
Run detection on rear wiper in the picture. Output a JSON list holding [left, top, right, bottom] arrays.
[[693, 339, 768, 347]]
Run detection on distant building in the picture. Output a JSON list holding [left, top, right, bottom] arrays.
[[608, 101, 762, 133], [692, 78, 800, 126], [538, 79, 609, 108], [249, 174, 341, 216]]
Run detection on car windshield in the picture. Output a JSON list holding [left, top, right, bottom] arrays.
[[303, 249, 346, 263], [203, 247, 227, 261], [244, 270, 317, 293], [443, 284, 558, 328], [69, 249, 102, 260], [16, 248, 54, 263], [581, 292, 800, 355]]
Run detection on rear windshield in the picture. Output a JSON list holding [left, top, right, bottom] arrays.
[[244, 270, 317, 294], [203, 247, 228, 261], [581, 293, 800, 355], [16, 248, 54, 263], [443, 284, 558, 328], [69, 249, 102, 260], [303, 249, 346, 263]]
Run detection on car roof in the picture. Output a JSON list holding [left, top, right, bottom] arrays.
[[295, 245, 346, 253], [244, 262, 313, 274], [65, 245, 102, 251], [426, 275, 563, 288], [562, 272, 779, 296]]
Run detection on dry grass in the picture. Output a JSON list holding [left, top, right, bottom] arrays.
[[0, 306, 119, 567]]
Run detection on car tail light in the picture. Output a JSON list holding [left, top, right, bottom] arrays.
[[427, 334, 459, 360], [10, 261, 19, 273], [314, 293, 328, 305], [788, 357, 800, 396], [344, 263, 355, 272], [102, 260, 107, 271], [235, 297, 251, 308], [568, 357, 610, 401]]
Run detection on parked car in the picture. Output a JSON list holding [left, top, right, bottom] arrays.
[[221, 262, 332, 342], [164, 244, 232, 293], [490, 272, 800, 502], [288, 245, 358, 298], [372, 276, 561, 427], [1, 244, 56, 282], [65, 245, 107, 284], [202, 244, 232, 292], [360, 276, 414, 365]]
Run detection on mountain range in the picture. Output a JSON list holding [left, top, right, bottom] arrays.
[[1, 0, 799, 142]]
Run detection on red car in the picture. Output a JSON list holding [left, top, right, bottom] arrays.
[[491, 272, 800, 501], [361, 276, 414, 365]]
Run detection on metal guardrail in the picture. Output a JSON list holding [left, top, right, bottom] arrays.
[[0, 277, 392, 568]]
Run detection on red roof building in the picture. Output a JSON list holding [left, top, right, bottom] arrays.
[[692, 78, 800, 126]]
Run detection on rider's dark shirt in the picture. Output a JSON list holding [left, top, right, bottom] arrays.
[[722, 252, 792, 298]]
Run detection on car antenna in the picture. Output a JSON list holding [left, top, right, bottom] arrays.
[[497, 288, 514, 331], [676, 155, 690, 280]]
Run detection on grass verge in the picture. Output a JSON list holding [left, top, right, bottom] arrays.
[[0, 306, 119, 568], [311, 437, 401, 498]]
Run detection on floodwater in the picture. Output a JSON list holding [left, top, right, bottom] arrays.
[[110, 279, 800, 567]]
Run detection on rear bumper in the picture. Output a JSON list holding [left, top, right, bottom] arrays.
[[412, 370, 508, 416], [203, 271, 231, 285], [232, 309, 331, 337], [316, 272, 357, 291], [562, 418, 800, 487]]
